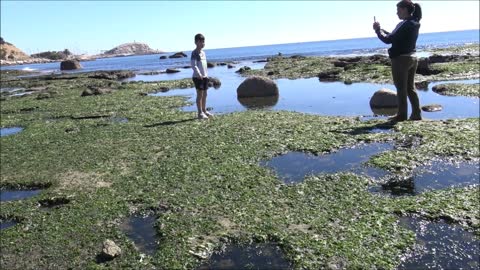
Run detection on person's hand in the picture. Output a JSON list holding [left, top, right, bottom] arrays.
[[373, 22, 381, 32]]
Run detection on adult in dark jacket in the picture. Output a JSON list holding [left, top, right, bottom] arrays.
[[374, 0, 423, 122]]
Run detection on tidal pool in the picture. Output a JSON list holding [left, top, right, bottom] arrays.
[[150, 75, 479, 120], [0, 127, 24, 137], [0, 220, 17, 231], [374, 160, 479, 196], [120, 215, 158, 256], [196, 242, 292, 270], [0, 189, 42, 202], [398, 216, 479, 270], [261, 142, 393, 184]]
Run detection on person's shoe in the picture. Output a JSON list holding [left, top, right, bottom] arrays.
[[198, 112, 208, 120], [409, 115, 422, 121], [387, 115, 407, 123], [204, 111, 214, 117]]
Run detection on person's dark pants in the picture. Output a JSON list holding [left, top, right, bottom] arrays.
[[391, 56, 421, 120]]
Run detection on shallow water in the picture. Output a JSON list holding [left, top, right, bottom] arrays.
[[0, 189, 42, 202], [398, 216, 479, 270], [374, 160, 479, 196], [196, 242, 292, 270], [0, 127, 24, 137], [149, 69, 479, 119], [261, 142, 393, 184], [0, 220, 17, 231], [120, 215, 158, 256]]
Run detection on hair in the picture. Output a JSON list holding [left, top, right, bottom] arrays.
[[397, 0, 422, 22], [194, 33, 205, 42]]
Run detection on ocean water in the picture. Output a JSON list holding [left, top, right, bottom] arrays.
[[4, 29, 478, 73]]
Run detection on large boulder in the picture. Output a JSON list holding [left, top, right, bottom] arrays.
[[60, 59, 82, 70], [237, 76, 279, 98], [169, 52, 187, 58], [370, 88, 398, 108]]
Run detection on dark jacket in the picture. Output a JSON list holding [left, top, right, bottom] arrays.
[[376, 17, 420, 58]]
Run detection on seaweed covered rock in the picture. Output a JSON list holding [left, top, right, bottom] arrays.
[[87, 70, 135, 80], [237, 76, 278, 98]]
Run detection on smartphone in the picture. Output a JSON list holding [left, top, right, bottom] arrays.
[[374, 16, 376, 22]]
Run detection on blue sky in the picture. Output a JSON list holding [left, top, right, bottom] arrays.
[[1, 1, 479, 55]]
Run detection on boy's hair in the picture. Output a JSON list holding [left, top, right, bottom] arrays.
[[194, 33, 205, 42]]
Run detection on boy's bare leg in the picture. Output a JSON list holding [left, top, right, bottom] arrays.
[[196, 89, 204, 114], [201, 91, 208, 113]]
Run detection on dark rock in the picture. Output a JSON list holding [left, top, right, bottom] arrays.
[[415, 81, 429, 90], [207, 77, 221, 89], [238, 95, 279, 109], [318, 68, 342, 81], [182, 66, 191, 69], [88, 71, 135, 80], [422, 104, 443, 112], [217, 62, 227, 66], [370, 88, 398, 108], [338, 56, 362, 63], [207, 62, 216, 68], [432, 85, 448, 95], [415, 57, 440, 75], [60, 60, 82, 70], [81, 86, 112, 97], [237, 76, 279, 98], [333, 61, 348, 68], [267, 71, 275, 76], [343, 79, 353, 85], [235, 66, 252, 74], [169, 52, 187, 58], [227, 64, 235, 69], [165, 68, 180, 74], [253, 59, 268, 63], [290, 55, 306, 59], [159, 55, 168, 59]]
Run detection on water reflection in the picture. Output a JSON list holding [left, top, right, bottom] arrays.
[[196, 242, 292, 270], [238, 96, 279, 109], [398, 216, 479, 269], [0, 189, 42, 202], [261, 142, 393, 184], [120, 215, 158, 256], [0, 127, 24, 137]]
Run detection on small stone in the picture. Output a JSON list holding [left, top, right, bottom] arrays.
[[102, 239, 121, 259]]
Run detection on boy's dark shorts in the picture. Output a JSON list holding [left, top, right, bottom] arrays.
[[193, 77, 209, 91]]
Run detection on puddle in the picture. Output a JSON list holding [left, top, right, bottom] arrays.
[[261, 142, 393, 184], [0, 220, 17, 230], [398, 216, 479, 270], [374, 160, 479, 196], [0, 189, 42, 202], [150, 75, 479, 119], [196, 242, 292, 270], [120, 215, 158, 256], [0, 127, 24, 137], [38, 197, 70, 209], [110, 117, 129, 123]]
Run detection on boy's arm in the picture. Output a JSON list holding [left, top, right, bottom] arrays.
[[191, 51, 204, 77]]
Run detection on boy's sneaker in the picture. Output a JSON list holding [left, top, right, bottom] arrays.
[[204, 111, 214, 117], [198, 112, 208, 119]]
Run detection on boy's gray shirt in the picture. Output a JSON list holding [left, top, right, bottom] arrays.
[[191, 49, 208, 78]]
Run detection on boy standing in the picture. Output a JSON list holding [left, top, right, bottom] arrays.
[[191, 33, 212, 119]]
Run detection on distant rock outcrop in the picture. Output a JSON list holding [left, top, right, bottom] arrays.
[[0, 38, 30, 61], [60, 59, 82, 70], [31, 49, 72, 60], [169, 52, 187, 59], [103, 42, 162, 56]]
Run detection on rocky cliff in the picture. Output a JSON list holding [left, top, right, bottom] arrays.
[[0, 37, 30, 61], [103, 42, 163, 56]]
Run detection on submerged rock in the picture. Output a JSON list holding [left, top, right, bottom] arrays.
[[88, 70, 135, 80], [207, 62, 216, 68], [318, 68, 342, 81], [237, 76, 279, 98], [60, 59, 82, 70], [236, 66, 251, 74], [422, 104, 443, 112], [370, 88, 397, 108], [81, 86, 112, 97]]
